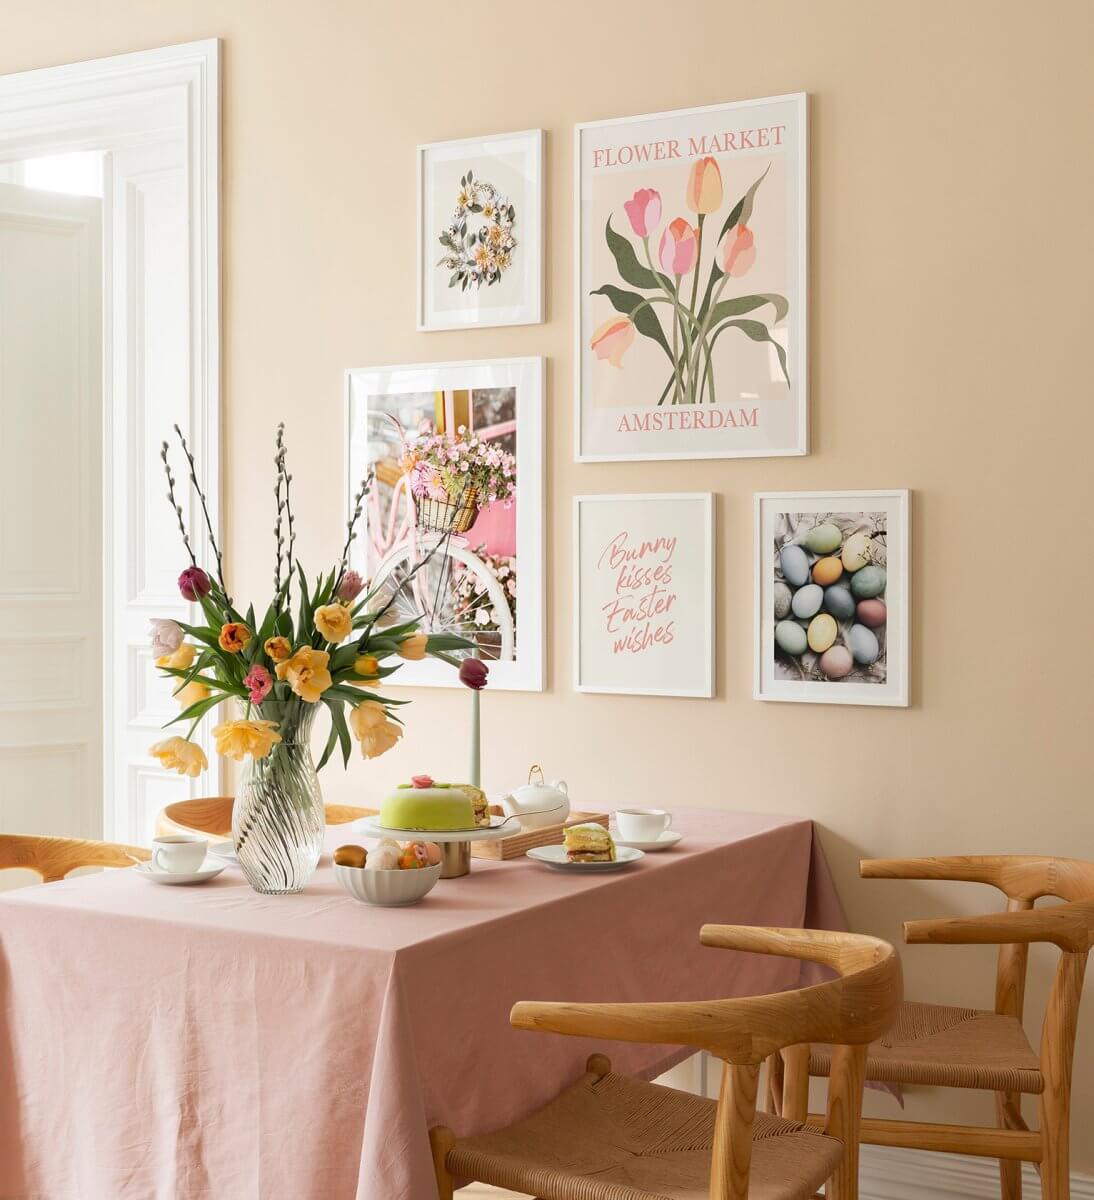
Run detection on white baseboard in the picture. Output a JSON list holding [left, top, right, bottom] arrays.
[[859, 1144, 1094, 1200]]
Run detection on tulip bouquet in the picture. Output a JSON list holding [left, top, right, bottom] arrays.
[[589, 156, 790, 405]]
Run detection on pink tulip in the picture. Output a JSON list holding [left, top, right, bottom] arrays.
[[623, 188, 662, 237], [337, 569, 365, 602], [686, 156, 723, 215], [458, 657, 489, 691], [658, 217, 698, 275], [243, 664, 273, 705], [178, 566, 212, 601], [589, 316, 635, 368], [719, 224, 756, 277]]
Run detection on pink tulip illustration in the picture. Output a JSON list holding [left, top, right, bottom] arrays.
[[720, 223, 756, 277], [590, 315, 635, 368], [658, 218, 698, 276], [623, 188, 662, 237], [686, 156, 723, 215]]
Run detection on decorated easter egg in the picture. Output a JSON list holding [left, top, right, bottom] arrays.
[[775, 620, 808, 656], [773, 581, 792, 620], [856, 598, 887, 628], [812, 556, 843, 586], [791, 584, 824, 619], [804, 523, 843, 555], [807, 613, 838, 653], [823, 584, 856, 621], [841, 532, 872, 572], [848, 623, 881, 665], [398, 841, 431, 869], [423, 842, 443, 866], [819, 645, 854, 679], [850, 565, 887, 599], [334, 844, 367, 869], [366, 845, 401, 871], [779, 544, 811, 587]]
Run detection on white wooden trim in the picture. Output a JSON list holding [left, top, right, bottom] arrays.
[[858, 1144, 1094, 1200]]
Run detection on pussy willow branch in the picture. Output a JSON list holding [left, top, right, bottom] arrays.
[[173, 424, 231, 604], [334, 469, 374, 589], [273, 426, 288, 608], [275, 423, 297, 607], [160, 442, 199, 568]]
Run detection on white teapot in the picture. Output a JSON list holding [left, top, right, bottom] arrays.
[[500, 765, 570, 830]]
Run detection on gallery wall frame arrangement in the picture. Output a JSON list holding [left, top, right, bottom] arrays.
[[574, 93, 807, 462], [417, 128, 544, 331], [754, 490, 910, 706], [344, 356, 545, 692], [574, 492, 714, 698]]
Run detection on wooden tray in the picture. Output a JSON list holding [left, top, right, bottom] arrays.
[[471, 809, 610, 861]]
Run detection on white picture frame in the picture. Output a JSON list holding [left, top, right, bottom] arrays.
[[574, 93, 807, 462], [574, 493, 714, 697], [345, 357, 545, 692], [417, 128, 544, 331], [754, 490, 910, 706]]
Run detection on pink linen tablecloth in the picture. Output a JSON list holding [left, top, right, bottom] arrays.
[[0, 808, 846, 1200]]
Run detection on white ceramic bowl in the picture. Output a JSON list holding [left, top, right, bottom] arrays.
[[334, 862, 441, 907]]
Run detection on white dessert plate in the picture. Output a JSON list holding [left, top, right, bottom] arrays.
[[208, 841, 238, 864], [133, 861, 225, 886], [609, 827, 683, 853], [353, 815, 517, 843], [526, 844, 644, 872]]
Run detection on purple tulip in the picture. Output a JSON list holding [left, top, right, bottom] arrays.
[[178, 566, 212, 601], [458, 657, 489, 691], [337, 570, 365, 603]]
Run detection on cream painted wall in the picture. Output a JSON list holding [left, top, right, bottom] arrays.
[[4, 0, 1093, 1169]]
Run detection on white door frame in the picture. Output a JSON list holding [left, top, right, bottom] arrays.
[[0, 41, 222, 841]]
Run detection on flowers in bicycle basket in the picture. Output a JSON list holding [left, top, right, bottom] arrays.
[[400, 430, 516, 509]]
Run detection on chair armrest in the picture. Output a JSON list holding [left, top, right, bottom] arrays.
[[861, 855, 1027, 887], [904, 906, 1091, 952]]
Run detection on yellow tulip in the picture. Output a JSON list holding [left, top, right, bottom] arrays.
[[397, 632, 429, 661], [349, 700, 402, 759], [174, 680, 211, 709], [686, 155, 723, 215], [264, 636, 292, 662], [150, 736, 208, 777], [315, 603, 353, 644], [157, 642, 197, 671], [350, 654, 380, 685], [212, 718, 283, 762], [274, 646, 332, 703], [218, 623, 252, 654]]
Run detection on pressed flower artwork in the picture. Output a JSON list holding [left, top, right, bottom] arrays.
[[418, 129, 543, 330], [576, 95, 807, 460]]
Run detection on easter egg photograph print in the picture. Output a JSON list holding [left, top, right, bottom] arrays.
[[754, 491, 910, 706]]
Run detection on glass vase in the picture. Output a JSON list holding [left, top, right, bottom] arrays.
[[232, 701, 324, 894]]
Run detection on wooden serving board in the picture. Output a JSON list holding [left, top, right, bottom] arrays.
[[471, 809, 610, 861]]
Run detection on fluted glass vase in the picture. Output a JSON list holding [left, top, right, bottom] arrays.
[[232, 701, 324, 894]]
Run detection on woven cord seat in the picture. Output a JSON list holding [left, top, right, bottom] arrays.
[[808, 999, 1043, 1094], [450, 1069, 843, 1200]]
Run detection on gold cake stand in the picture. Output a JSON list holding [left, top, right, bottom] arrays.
[[352, 816, 518, 878]]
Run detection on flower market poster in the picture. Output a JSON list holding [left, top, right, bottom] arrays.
[[576, 94, 807, 461]]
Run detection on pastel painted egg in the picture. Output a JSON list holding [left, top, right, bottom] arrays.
[[775, 620, 808, 656], [807, 613, 838, 653], [841, 532, 873, 572], [791, 584, 824, 619], [819, 645, 854, 679], [779, 544, 811, 587], [812, 556, 843, 586], [850, 564, 887, 599], [823, 584, 856, 621], [804, 523, 843, 555], [773, 581, 792, 620], [848, 623, 881, 665], [856, 598, 887, 628]]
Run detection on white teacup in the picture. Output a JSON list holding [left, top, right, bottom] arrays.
[[615, 808, 673, 843], [151, 834, 207, 874]]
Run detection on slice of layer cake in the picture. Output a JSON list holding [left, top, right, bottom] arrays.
[[563, 822, 615, 863]]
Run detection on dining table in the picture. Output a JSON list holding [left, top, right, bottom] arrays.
[[0, 807, 848, 1200]]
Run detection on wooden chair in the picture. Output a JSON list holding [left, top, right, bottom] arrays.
[[775, 856, 1094, 1200], [0, 834, 150, 883], [429, 925, 902, 1200], [156, 796, 374, 839]]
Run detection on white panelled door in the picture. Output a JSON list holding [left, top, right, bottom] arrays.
[[0, 182, 103, 839]]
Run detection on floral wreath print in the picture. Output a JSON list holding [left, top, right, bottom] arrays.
[[589, 157, 790, 405], [438, 169, 517, 291]]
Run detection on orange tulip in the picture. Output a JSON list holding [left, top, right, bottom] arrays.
[[719, 224, 756, 277], [590, 316, 635, 368], [686, 156, 723, 215]]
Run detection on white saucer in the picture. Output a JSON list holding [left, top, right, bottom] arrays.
[[208, 840, 238, 864], [133, 861, 225, 885], [526, 844, 644, 872], [610, 827, 683, 853]]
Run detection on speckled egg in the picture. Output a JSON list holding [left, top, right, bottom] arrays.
[[850, 564, 887, 599], [779, 544, 811, 587], [791, 584, 824, 619], [807, 613, 838, 653], [823, 584, 856, 621], [804, 523, 843, 555], [819, 645, 854, 679], [848, 623, 881, 665], [773, 581, 793, 620], [841, 532, 873, 572], [774, 620, 808, 656], [856, 598, 887, 628], [812, 556, 843, 586]]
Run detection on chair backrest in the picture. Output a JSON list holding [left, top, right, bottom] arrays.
[[0, 834, 150, 883], [158, 796, 376, 839]]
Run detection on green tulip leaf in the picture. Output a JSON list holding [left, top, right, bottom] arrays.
[[716, 164, 771, 244], [710, 318, 791, 387], [709, 293, 790, 326], [604, 216, 666, 291], [590, 284, 673, 360]]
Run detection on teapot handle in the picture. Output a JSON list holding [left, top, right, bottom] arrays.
[[552, 779, 568, 796], [528, 764, 545, 786]]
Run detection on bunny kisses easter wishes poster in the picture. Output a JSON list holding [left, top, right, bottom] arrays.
[[575, 94, 807, 462]]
